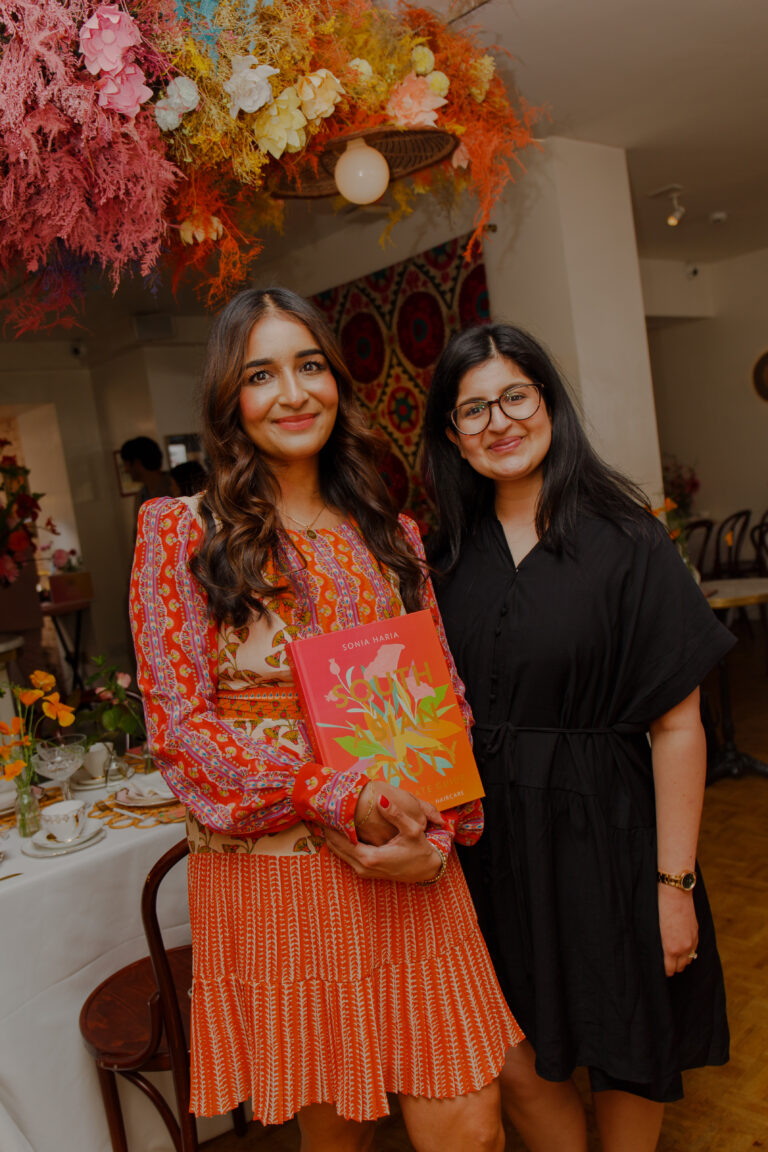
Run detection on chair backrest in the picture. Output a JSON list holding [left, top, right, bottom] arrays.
[[751, 521, 768, 576], [141, 839, 190, 1111], [713, 509, 751, 578], [683, 518, 714, 577]]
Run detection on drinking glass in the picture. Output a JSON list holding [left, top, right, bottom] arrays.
[[35, 734, 87, 801]]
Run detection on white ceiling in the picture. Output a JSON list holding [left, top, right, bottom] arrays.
[[466, 0, 768, 262]]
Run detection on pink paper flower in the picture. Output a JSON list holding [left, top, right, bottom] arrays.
[[96, 63, 152, 117], [79, 5, 141, 76], [386, 72, 446, 128]]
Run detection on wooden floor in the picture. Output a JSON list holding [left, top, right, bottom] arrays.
[[204, 626, 768, 1152]]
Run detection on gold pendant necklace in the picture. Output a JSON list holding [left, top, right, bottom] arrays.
[[281, 503, 328, 539]]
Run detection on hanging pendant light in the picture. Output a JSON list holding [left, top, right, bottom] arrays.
[[333, 138, 390, 204]]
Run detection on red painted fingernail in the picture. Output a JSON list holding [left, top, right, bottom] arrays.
[[379, 795, 390, 809]]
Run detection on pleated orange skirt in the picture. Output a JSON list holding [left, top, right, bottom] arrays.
[[188, 845, 523, 1124]]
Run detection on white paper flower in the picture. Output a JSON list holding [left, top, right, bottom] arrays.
[[253, 86, 307, 158], [411, 45, 435, 76], [296, 69, 344, 122], [155, 99, 182, 131], [349, 58, 373, 81], [166, 76, 200, 113], [224, 56, 279, 118]]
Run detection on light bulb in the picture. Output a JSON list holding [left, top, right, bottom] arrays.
[[666, 195, 685, 227], [334, 138, 390, 205]]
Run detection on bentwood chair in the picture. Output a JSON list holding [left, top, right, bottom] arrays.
[[79, 839, 248, 1152], [712, 509, 751, 578], [683, 517, 714, 578]]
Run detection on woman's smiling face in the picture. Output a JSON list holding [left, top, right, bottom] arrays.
[[447, 355, 552, 488], [238, 311, 339, 467]]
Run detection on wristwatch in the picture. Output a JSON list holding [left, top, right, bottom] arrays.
[[657, 869, 697, 892]]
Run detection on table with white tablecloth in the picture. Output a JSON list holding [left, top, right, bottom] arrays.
[[0, 788, 235, 1152]]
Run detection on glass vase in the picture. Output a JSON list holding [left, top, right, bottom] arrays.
[[15, 784, 41, 838]]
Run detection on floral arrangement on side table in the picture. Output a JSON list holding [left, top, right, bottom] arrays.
[[0, 670, 76, 835], [0, 0, 538, 333], [78, 656, 147, 753], [0, 440, 57, 585]]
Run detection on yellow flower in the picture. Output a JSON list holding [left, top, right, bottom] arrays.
[[295, 69, 344, 122], [18, 689, 43, 706], [3, 760, 25, 780], [427, 70, 450, 98], [254, 87, 307, 159], [349, 58, 373, 82], [469, 54, 495, 102], [411, 45, 435, 75], [30, 670, 56, 693], [41, 693, 76, 726]]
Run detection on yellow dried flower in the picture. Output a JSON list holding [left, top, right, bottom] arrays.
[[349, 58, 373, 82], [427, 70, 450, 98], [254, 86, 307, 159], [469, 54, 495, 102], [411, 45, 435, 75], [296, 69, 344, 122]]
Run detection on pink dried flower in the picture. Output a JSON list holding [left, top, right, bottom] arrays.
[[96, 63, 152, 117], [386, 72, 446, 128], [79, 5, 141, 76]]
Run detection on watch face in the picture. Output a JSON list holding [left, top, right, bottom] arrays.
[[682, 872, 696, 890]]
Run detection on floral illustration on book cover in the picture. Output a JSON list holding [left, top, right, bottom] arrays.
[[288, 611, 482, 809]]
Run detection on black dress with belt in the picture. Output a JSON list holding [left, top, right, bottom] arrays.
[[436, 512, 733, 1092]]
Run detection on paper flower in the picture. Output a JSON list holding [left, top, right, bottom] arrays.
[[386, 73, 447, 128], [349, 58, 373, 81], [296, 69, 344, 122], [96, 63, 152, 117], [427, 70, 450, 98], [78, 5, 141, 76], [253, 86, 307, 158], [451, 140, 470, 169], [155, 75, 200, 130], [469, 54, 495, 102], [223, 56, 279, 118], [411, 45, 435, 76], [179, 215, 225, 245]]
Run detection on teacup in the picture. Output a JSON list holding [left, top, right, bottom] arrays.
[[83, 741, 114, 779], [40, 799, 89, 844]]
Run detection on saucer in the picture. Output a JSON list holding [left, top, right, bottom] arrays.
[[114, 786, 175, 809], [71, 763, 135, 791], [21, 824, 106, 858], [32, 819, 102, 851]]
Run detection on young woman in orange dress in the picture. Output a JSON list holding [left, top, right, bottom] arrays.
[[129, 288, 523, 1152]]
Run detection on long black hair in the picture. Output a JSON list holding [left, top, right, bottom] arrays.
[[190, 287, 425, 625], [422, 323, 653, 571]]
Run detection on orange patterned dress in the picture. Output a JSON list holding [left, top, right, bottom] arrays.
[[130, 496, 522, 1124]]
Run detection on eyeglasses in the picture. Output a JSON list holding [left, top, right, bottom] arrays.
[[449, 383, 543, 435]]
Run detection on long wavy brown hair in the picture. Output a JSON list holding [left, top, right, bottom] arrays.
[[190, 287, 425, 626]]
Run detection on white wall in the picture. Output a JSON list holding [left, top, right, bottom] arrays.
[[648, 246, 768, 524]]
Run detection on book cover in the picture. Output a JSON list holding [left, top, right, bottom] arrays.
[[286, 609, 483, 810]]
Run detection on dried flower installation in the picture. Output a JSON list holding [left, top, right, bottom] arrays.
[[0, 0, 538, 334]]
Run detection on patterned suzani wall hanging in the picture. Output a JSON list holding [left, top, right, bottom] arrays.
[[311, 233, 490, 531]]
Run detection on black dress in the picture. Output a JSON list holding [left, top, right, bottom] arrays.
[[436, 513, 733, 1097]]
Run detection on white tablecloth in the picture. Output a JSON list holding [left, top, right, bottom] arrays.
[[0, 790, 233, 1152]]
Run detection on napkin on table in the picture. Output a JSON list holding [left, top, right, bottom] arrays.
[[123, 772, 175, 801]]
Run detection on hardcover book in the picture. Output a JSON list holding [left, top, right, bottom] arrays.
[[286, 609, 483, 810]]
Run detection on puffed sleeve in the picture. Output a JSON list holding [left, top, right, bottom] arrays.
[[130, 498, 371, 840], [614, 518, 736, 726], [398, 515, 483, 850]]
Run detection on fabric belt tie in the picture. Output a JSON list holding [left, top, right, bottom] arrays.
[[474, 721, 639, 757]]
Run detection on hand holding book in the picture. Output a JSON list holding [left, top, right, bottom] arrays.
[[354, 780, 445, 846], [327, 788, 448, 884]]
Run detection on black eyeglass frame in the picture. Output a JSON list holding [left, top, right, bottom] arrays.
[[448, 383, 544, 436]]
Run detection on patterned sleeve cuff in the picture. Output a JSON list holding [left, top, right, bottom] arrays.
[[292, 761, 370, 842], [425, 825, 453, 858], [439, 799, 484, 847]]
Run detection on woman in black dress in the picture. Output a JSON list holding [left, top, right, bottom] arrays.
[[421, 324, 733, 1152]]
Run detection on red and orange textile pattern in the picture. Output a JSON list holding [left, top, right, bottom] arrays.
[[311, 232, 490, 530]]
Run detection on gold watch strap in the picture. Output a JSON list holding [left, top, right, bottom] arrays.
[[657, 869, 696, 891]]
